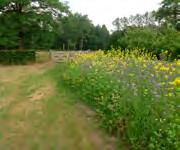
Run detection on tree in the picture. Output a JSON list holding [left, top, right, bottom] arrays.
[[125, 26, 158, 51], [56, 13, 93, 50], [99, 25, 110, 49], [112, 18, 121, 31], [155, 26, 180, 59], [0, 0, 69, 50], [112, 12, 157, 31], [87, 25, 109, 50], [156, 0, 180, 30], [109, 30, 127, 49], [55, 13, 110, 50]]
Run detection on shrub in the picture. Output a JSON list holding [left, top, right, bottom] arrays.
[[61, 50, 180, 149], [0, 50, 36, 65]]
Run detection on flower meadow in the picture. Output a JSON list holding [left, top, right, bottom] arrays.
[[61, 50, 180, 149]]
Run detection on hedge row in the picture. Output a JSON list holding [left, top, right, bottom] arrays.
[[0, 50, 36, 65]]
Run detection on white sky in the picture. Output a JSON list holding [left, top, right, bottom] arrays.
[[65, 0, 162, 30]]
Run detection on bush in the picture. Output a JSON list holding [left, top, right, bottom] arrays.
[[61, 50, 180, 149], [109, 27, 180, 60], [0, 50, 36, 65]]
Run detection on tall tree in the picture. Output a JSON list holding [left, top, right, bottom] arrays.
[[57, 13, 93, 50], [55, 13, 109, 50], [87, 25, 110, 50], [112, 12, 157, 31], [156, 0, 180, 30], [0, 0, 69, 50]]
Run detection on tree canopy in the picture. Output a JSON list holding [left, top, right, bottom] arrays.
[[110, 9, 180, 59], [0, 0, 69, 49], [155, 0, 180, 30], [0, 0, 179, 59]]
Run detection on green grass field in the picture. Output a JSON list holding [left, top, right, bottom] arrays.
[[0, 63, 117, 150]]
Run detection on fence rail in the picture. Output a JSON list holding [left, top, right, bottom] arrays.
[[50, 50, 91, 62]]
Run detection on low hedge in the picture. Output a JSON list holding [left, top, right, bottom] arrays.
[[0, 50, 36, 65]]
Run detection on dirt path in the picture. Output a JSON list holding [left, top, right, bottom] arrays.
[[0, 63, 117, 150]]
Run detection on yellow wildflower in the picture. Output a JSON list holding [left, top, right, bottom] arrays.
[[177, 60, 180, 67], [173, 78, 180, 86], [160, 66, 170, 71], [154, 66, 159, 70], [143, 64, 147, 68]]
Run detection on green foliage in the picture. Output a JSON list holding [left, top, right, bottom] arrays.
[[125, 27, 157, 50], [112, 12, 156, 31], [111, 7, 180, 59], [109, 31, 127, 49], [61, 51, 180, 149], [155, 0, 180, 30], [156, 26, 180, 59], [55, 13, 110, 50], [0, 50, 35, 65], [87, 25, 110, 50], [111, 19, 180, 59], [0, 0, 68, 50], [0, 0, 178, 54], [57, 13, 93, 50]]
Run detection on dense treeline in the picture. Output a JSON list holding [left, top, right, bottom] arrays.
[[0, 0, 110, 51], [0, 0, 69, 50], [0, 0, 179, 59], [110, 11, 180, 59], [54, 13, 109, 50], [110, 0, 180, 59]]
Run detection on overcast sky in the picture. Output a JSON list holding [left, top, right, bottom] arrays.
[[65, 0, 162, 30]]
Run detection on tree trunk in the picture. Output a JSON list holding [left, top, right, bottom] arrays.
[[63, 43, 65, 50], [16, 3, 24, 50], [19, 31, 24, 50], [173, 3, 177, 25], [79, 38, 84, 50]]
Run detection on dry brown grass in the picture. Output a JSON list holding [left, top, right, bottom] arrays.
[[0, 63, 117, 150]]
